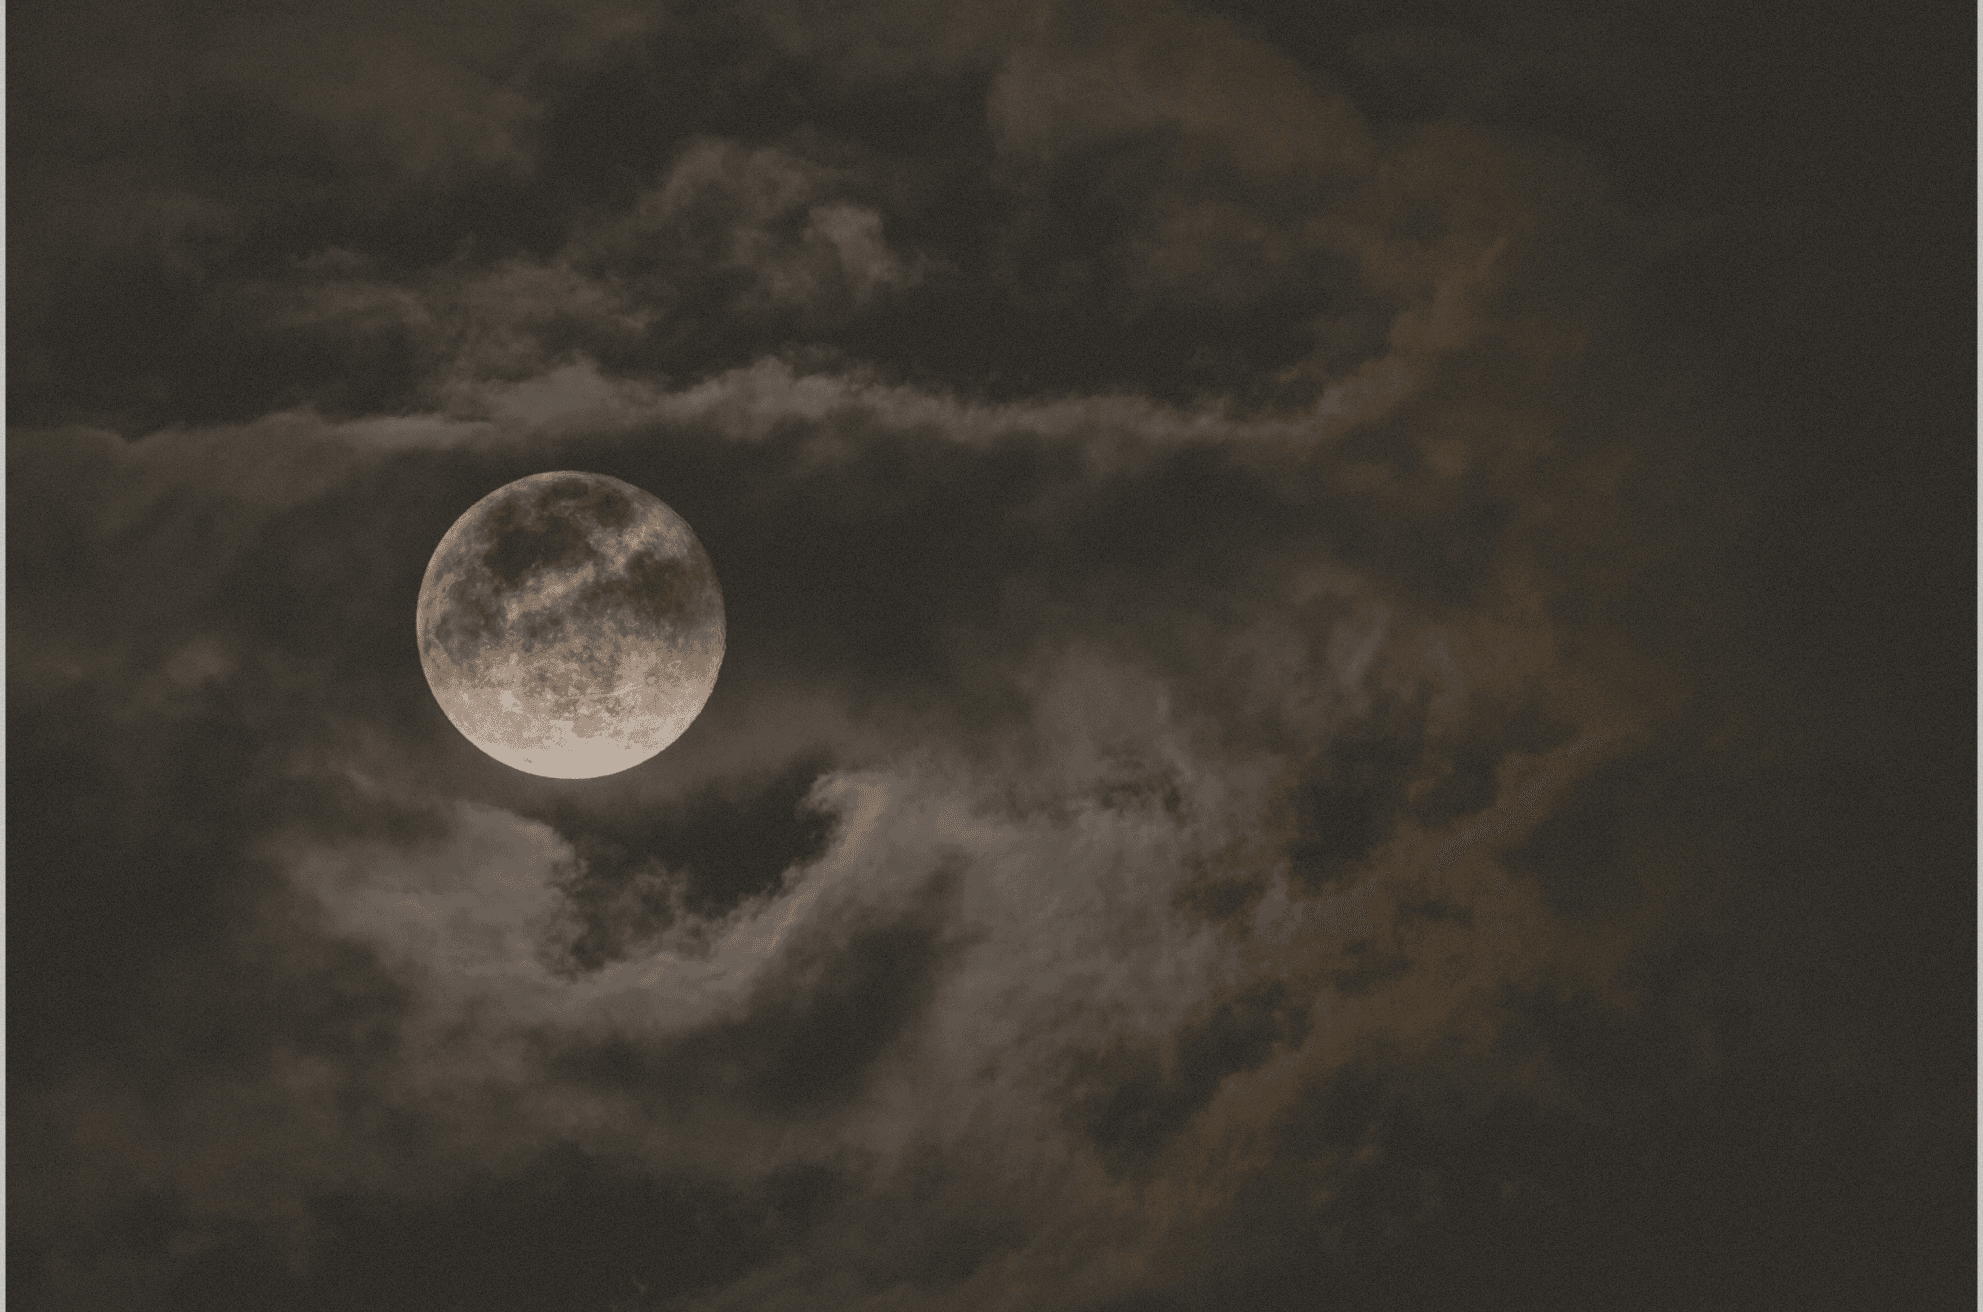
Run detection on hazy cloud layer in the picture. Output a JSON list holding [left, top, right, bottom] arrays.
[[9, 0, 1969, 1309]]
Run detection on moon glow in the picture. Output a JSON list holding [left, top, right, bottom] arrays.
[[416, 472, 725, 779]]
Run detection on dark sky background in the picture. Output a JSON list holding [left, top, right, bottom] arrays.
[[7, 1, 1974, 1308]]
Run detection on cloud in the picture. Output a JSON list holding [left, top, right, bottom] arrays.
[[13, 0, 1623, 440], [10, 0, 1967, 1307], [5, 235, 1718, 1305], [608, 138, 924, 318]]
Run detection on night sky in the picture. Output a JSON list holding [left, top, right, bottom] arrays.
[[8, 2, 1975, 1309]]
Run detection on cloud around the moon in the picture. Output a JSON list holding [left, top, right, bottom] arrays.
[[8, 0, 1968, 1309]]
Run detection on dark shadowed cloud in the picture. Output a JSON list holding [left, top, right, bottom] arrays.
[[8, 0, 1971, 1309]]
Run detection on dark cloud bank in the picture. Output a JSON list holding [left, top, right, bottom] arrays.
[[8, 1, 1972, 1308]]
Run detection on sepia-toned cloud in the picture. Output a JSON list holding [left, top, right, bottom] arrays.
[[8, 0, 1966, 1308]]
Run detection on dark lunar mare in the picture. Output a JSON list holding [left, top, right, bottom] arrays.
[[426, 476, 717, 674], [480, 482, 608, 587], [578, 548, 719, 635]]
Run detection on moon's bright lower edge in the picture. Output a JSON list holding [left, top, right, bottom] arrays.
[[415, 472, 726, 779]]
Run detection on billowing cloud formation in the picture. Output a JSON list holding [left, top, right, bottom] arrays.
[[9, 0, 1967, 1309]]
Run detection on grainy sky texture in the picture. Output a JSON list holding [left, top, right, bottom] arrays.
[[7, 2, 1974, 1308]]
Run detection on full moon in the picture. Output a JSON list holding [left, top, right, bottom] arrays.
[[416, 472, 725, 779]]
